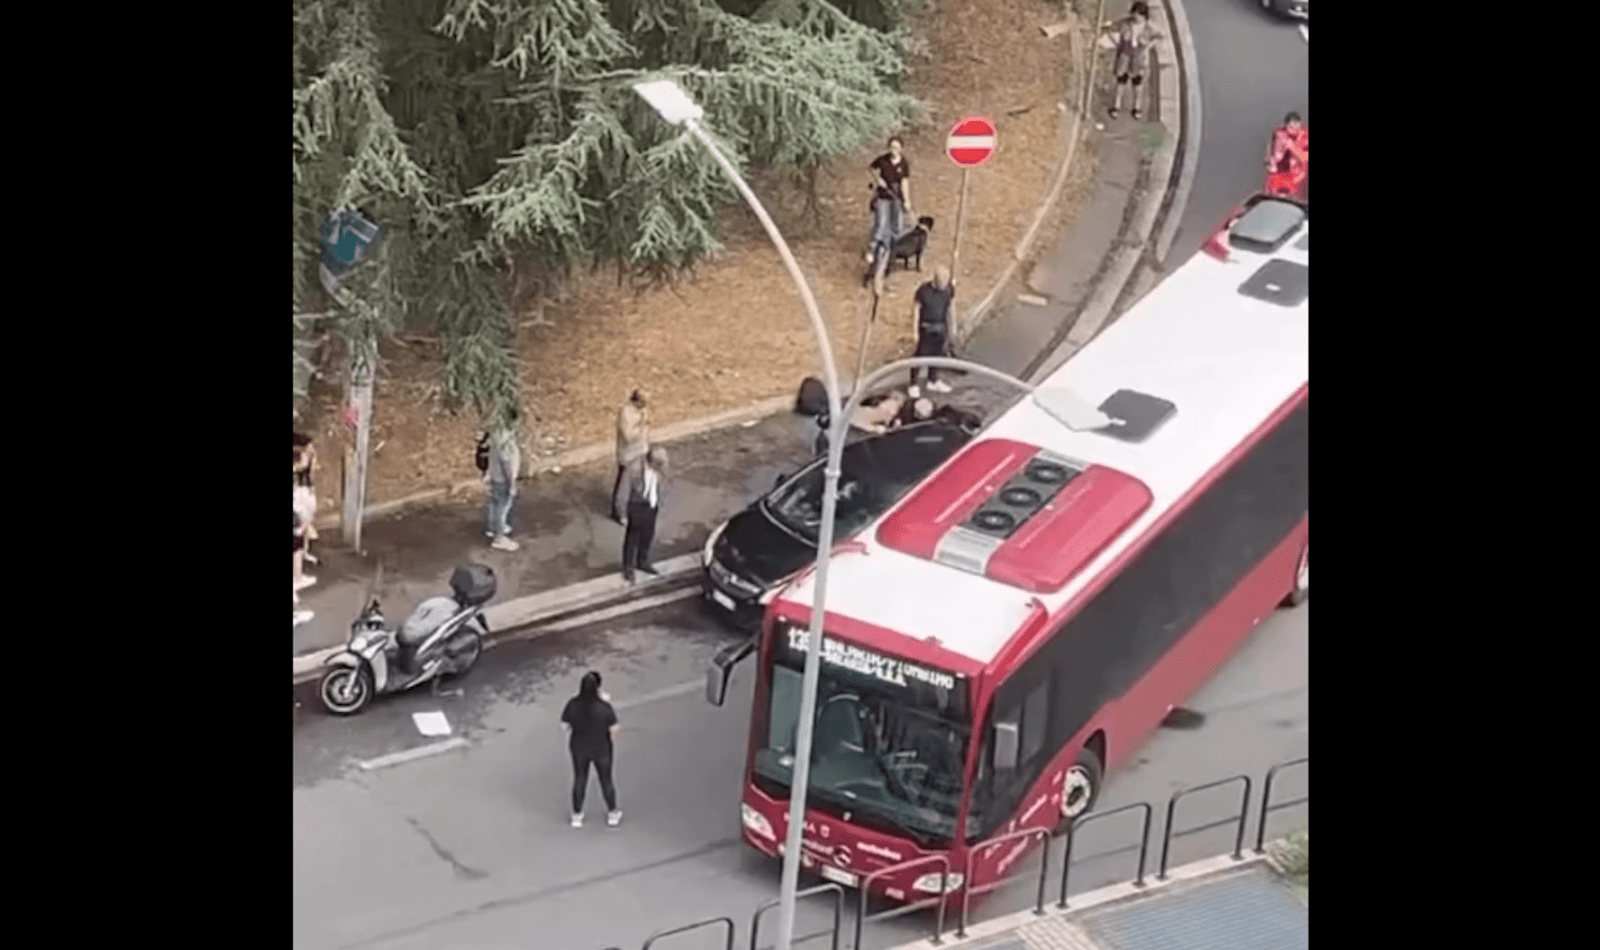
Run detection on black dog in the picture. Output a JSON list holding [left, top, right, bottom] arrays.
[[863, 216, 936, 287]]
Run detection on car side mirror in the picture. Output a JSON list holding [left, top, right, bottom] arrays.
[[993, 720, 1021, 772], [706, 635, 758, 707]]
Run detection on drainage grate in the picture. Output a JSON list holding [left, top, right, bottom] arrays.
[[1080, 867, 1307, 950]]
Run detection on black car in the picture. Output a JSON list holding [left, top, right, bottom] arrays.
[[702, 418, 976, 629]]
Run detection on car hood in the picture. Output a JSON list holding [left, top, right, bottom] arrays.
[[715, 507, 817, 588]]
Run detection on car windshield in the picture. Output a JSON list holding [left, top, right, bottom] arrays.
[[752, 625, 971, 846], [762, 422, 969, 543]]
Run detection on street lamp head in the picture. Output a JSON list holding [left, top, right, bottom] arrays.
[[632, 79, 704, 126]]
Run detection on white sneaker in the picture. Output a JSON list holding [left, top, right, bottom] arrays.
[[295, 575, 317, 591], [907, 385, 921, 399], [928, 380, 953, 394], [294, 610, 315, 627], [490, 536, 521, 552], [570, 813, 584, 828], [606, 810, 623, 827]]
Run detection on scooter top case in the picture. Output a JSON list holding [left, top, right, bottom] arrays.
[[450, 563, 497, 607]]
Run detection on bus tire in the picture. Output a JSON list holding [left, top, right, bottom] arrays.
[[1054, 745, 1104, 835], [1281, 544, 1308, 607]]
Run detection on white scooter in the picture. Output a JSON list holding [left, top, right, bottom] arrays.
[[318, 563, 497, 716]]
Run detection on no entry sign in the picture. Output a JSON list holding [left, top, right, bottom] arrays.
[[946, 116, 997, 167]]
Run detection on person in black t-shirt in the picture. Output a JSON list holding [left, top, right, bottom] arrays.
[[867, 137, 913, 273], [561, 671, 622, 828], [910, 265, 955, 393]]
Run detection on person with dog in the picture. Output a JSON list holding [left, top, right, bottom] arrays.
[[910, 265, 956, 394], [867, 137, 914, 295]]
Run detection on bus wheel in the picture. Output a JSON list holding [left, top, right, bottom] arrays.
[[1055, 746, 1104, 835], [1281, 545, 1309, 607]]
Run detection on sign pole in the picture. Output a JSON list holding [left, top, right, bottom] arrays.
[[951, 166, 971, 283]]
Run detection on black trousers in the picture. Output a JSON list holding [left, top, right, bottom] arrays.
[[570, 746, 618, 813], [622, 499, 659, 572], [610, 465, 626, 520], [911, 329, 948, 385]]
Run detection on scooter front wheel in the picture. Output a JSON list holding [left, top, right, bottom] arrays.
[[319, 666, 373, 716]]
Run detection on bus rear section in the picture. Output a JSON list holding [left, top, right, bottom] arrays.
[[738, 609, 982, 902]]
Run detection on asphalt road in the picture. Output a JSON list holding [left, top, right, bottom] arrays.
[[1165, 0, 1309, 263], [292, 595, 1308, 950]]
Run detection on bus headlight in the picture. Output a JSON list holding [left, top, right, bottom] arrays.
[[741, 804, 775, 840], [911, 872, 963, 894]]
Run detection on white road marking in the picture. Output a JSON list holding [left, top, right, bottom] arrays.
[[356, 737, 470, 771]]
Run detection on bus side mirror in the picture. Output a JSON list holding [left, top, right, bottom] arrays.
[[706, 635, 759, 707], [993, 720, 1021, 771]]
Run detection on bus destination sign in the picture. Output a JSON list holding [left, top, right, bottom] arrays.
[[785, 626, 957, 691]]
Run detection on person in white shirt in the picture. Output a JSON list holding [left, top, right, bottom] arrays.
[[619, 447, 668, 583]]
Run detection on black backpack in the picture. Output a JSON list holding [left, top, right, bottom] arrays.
[[795, 376, 828, 417], [474, 433, 491, 474]]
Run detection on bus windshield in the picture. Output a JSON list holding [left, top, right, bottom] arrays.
[[752, 625, 971, 846]]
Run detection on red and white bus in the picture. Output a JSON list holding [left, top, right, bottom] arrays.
[[706, 192, 1308, 903]]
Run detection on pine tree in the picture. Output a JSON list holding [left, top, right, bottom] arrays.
[[293, 0, 917, 429]]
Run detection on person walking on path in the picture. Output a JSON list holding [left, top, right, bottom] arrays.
[[1105, 2, 1160, 121], [561, 670, 622, 828], [485, 409, 523, 552], [294, 508, 314, 627], [612, 390, 650, 524], [910, 265, 956, 394], [619, 446, 667, 583]]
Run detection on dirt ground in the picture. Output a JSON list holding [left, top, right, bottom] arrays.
[[298, 0, 1096, 517]]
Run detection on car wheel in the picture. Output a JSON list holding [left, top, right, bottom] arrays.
[[1053, 745, 1104, 835]]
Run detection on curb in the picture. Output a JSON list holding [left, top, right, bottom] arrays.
[[292, 552, 704, 684], [1027, 0, 1199, 384], [1152, 0, 1202, 266]]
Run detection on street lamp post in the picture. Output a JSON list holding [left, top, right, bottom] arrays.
[[633, 79, 844, 950], [633, 78, 1114, 950]]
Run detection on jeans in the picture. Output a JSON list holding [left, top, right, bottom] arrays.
[[486, 480, 515, 537], [571, 746, 618, 813], [869, 197, 906, 260]]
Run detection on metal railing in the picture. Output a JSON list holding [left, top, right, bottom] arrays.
[[852, 853, 954, 947], [1059, 801, 1154, 909], [1157, 773, 1252, 880], [749, 882, 843, 950], [640, 916, 735, 950], [597, 757, 1307, 950], [1256, 756, 1309, 853], [956, 825, 1053, 936]]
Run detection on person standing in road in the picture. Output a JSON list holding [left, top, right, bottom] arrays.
[[910, 265, 956, 394], [562, 670, 622, 828], [612, 390, 650, 524], [619, 446, 667, 583], [485, 408, 522, 552]]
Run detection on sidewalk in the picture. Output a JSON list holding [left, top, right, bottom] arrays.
[[888, 852, 1306, 950]]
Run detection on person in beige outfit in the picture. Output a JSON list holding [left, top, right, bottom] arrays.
[[612, 390, 650, 523]]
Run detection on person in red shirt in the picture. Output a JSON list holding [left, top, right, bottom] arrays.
[[1265, 112, 1308, 200]]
